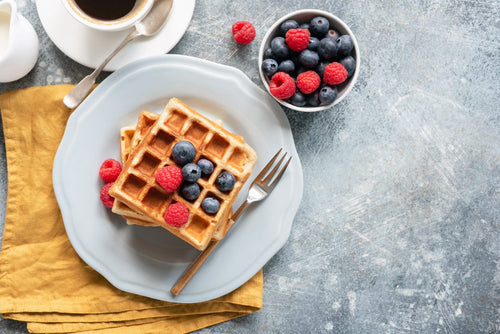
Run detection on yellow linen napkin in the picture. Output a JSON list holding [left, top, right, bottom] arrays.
[[0, 85, 263, 334]]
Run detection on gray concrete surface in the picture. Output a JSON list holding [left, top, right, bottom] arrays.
[[1, 0, 499, 333]]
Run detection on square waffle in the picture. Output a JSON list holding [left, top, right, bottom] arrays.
[[109, 98, 257, 250], [115, 111, 234, 239]]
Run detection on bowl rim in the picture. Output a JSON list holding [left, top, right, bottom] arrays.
[[258, 8, 361, 112]]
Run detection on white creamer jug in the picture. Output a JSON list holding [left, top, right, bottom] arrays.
[[0, 0, 38, 83]]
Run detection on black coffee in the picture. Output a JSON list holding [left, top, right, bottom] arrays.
[[74, 0, 136, 21]]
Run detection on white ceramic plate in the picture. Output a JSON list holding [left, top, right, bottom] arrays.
[[36, 0, 195, 71], [53, 55, 304, 303]]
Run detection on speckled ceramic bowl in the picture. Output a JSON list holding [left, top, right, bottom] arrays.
[[258, 9, 360, 112]]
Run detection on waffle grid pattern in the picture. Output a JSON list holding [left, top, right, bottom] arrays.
[[110, 98, 257, 250]]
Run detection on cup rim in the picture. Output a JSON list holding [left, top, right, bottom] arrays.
[[61, 0, 154, 32], [258, 9, 361, 112]]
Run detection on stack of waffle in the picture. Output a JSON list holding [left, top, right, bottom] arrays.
[[109, 98, 257, 251]]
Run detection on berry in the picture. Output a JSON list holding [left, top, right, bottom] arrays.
[[197, 158, 214, 176], [319, 85, 338, 105], [307, 91, 321, 107], [299, 23, 310, 30], [269, 72, 296, 100], [339, 56, 356, 78], [100, 182, 115, 208], [264, 47, 275, 59], [298, 49, 319, 68], [99, 159, 121, 183], [316, 61, 329, 78], [309, 16, 330, 37], [289, 91, 307, 107], [278, 59, 295, 74], [296, 71, 321, 94], [232, 21, 256, 44], [326, 29, 340, 40], [270, 37, 289, 59], [295, 66, 308, 77], [289, 52, 301, 67], [336, 35, 354, 56], [307, 37, 320, 51], [172, 141, 196, 165], [155, 165, 183, 193], [181, 182, 201, 201], [285, 28, 310, 52], [323, 62, 348, 85], [202, 197, 220, 214], [279, 19, 299, 36], [163, 202, 189, 227], [262, 58, 278, 77], [182, 163, 201, 183], [317, 38, 337, 59], [216, 171, 236, 192]]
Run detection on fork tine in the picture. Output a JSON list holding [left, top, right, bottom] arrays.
[[262, 152, 287, 184], [255, 148, 282, 181], [268, 156, 291, 187]]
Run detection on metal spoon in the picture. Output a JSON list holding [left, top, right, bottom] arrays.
[[63, 0, 174, 109]]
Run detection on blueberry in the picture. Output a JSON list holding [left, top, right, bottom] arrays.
[[172, 141, 196, 165], [307, 91, 321, 107], [299, 23, 310, 30], [294, 66, 308, 77], [317, 38, 337, 59], [336, 35, 354, 56], [298, 49, 319, 68], [181, 182, 200, 201], [307, 37, 320, 51], [264, 47, 275, 59], [182, 163, 201, 182], [289, 52, 300, 66], [319, 85, 338, 105], [197, 158, 214, 176], [262, 58, 278, 77], [309, 16, 330, 37], [279, 19, 299, 36], [289, 91, 307, 107], [316, 61, 329, 78], [201, 197, 220, 214], [278, 59, 295, 74], [339, 56, 356, 78], [326, 29, 340, 40], [216, 171, 235, 192], [270, 37, 289, 59]]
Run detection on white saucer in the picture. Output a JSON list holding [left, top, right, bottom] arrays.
[[36, 0, 195, 71]]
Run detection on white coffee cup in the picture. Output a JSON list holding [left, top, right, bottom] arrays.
[[62, 0, 154, 32]]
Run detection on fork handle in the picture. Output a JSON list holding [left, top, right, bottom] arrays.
[[170, 239, 220, 296], [170, 200, 250, 296], [231, 200, 249, 221]]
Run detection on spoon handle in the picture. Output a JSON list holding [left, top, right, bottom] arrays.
[[63, 29, 141, 109]]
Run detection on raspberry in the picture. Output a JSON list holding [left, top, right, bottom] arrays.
[[155, 165, 183, 193], [100, 182, 115, 208], [285, 28, 310, 52], [232, 21, 256, 44], [269, 72, 296, 100], [296, 71, 321, 94], [99, 159, 122, 182], [323, 62, 348, 85], [164, 202, 189, 227]]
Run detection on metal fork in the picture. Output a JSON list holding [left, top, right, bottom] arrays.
[[171, 148, 292, 296]]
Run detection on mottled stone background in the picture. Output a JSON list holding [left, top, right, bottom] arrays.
[[1, 0, 499, 333]]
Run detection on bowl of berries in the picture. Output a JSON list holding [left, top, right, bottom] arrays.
[[259, 9, 360, 112]]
